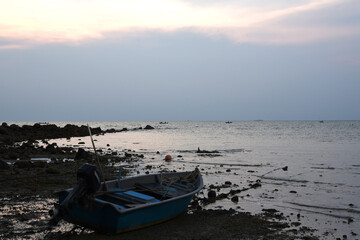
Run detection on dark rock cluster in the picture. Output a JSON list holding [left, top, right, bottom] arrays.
[[0, 122, 111, 145]]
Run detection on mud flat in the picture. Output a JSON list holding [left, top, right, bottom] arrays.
[[0, 194, 318, 240], [0, 152, 318, 240]]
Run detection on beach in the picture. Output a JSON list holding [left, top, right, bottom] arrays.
[[1, 121, 359, 239]]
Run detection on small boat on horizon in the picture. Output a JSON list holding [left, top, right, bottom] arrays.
[[49, 164, 203, 234], [35, 122, 49, 125]]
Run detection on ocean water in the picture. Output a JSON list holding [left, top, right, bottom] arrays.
[[17, 121, 360, 238]]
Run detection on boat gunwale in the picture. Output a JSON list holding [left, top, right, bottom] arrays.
[[58, 171, 203, 214], [96, 171, 203, 213]]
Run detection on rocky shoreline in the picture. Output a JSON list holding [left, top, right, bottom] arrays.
[[0, 123, 319, 239]]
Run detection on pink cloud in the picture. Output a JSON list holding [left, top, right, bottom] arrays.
[[0, 0, 357, 46], [0, 44, 28, 50]]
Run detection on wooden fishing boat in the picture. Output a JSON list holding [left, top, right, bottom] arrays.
[[49, 164, 203, 233]]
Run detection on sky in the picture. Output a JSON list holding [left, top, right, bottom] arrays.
[[0, 0, 360, 121]]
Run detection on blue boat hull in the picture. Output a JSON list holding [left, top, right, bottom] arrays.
[[55, 169, 203, 233], [58, 191, 195, 233]]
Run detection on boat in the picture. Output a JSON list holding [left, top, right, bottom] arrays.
[[49, 164, 203, 234], [35, 122, 49, 125]]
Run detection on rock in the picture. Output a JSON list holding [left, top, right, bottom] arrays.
[[197, 147, 219, 154], [225, 181, 232, 185], [231, 196, 239, 202], [74, 148, 90, 160], [106, 128, 116, 133], [8, 152, 18, 160], [262, 208, 278, 213], [249, 182, 261, 189], [217, 193, 229, 200], [14, 160, 32, 169], [46, 167, 60, 174], [144, 125, 154, 130], [0, 123, 108, 146], [229, 189, 241, 195], [208, 190, 216, 199], [32, 161, 46, 168], [0, 159, 10, 169]]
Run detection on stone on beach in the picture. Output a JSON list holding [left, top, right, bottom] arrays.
[[196, 147, 219, 153], [231, 196, 239, 202], [0, 159, 10, 169], [208, 190, 216, 198], [74, 148, 91, 160]]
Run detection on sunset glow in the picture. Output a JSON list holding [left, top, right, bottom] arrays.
[[0, 0, 355, 46]]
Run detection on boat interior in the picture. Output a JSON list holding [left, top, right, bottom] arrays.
[[93, 172, 199, 210]]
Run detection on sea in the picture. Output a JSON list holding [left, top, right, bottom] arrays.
[[14, 121, 360, 239]]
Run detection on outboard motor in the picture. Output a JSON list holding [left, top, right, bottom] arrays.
[[49, 164, 102, 225]]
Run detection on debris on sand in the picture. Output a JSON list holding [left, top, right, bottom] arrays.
[[197, 147, 220, 154]]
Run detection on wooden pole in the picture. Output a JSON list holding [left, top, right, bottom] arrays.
[[87, 124, 107, 191]]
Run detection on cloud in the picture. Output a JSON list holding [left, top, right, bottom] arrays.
[[208, 25, 360, 45], [0, 0, 358, 45], [0, 44, 28, 50]]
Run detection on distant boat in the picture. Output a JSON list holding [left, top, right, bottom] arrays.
[[36, 122, 49, 125], [319, 121, 324, 123], [225, 121, 232, 124], [50, 164, 203, 234], [159, 122, 168, 124]]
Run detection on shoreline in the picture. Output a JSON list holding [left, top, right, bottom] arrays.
[[0, 122, 324, 239]]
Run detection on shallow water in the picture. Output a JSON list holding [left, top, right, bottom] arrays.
[[13, 120, 360, 239]]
